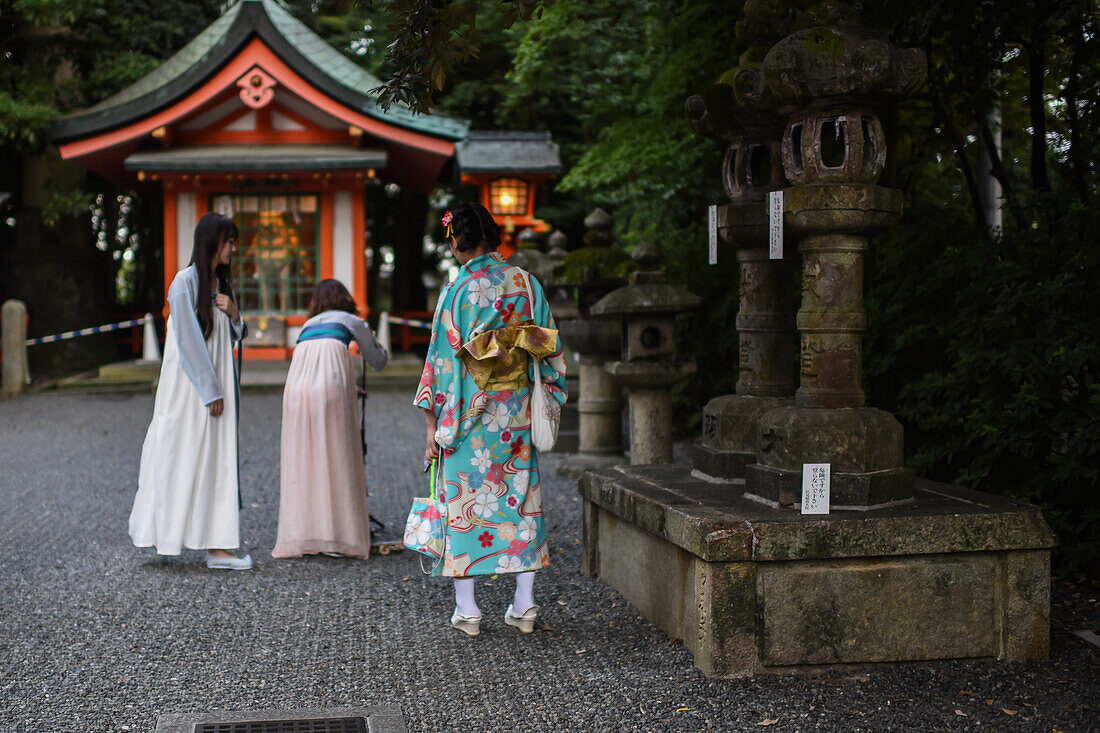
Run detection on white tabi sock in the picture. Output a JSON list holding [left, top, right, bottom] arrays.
[[454, 577, 480, 617], [513, 571, 536, 614]]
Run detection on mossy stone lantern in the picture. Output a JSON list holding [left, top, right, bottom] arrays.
[[556, 210, 630, 477], [591, 242, 699, 465], [574, 0, 1053, 680], [735, 6, 926, 507]]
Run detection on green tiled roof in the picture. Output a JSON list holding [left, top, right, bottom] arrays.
[[83, 2, 245, 114], [55, 0, 468, 143], [456, 131, 561, 174]]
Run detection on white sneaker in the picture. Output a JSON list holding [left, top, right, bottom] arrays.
[[504, 603, 540, 634], [205, 552, 253, 571], [450, 610, 481, 637]]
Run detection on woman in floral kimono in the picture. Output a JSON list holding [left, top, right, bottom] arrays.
[[414, 203, 567, 637]]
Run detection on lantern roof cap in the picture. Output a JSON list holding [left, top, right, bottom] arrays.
[[455, 131, 562, 175], [51, 0, 470, 144], [590, 282, 701, 318]]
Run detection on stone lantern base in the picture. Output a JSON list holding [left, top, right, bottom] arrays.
[[692, 394, 793, 480], [579, 465, 1052, 677], [745, 405, 915, 507]]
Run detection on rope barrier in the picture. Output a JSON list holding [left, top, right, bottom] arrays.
[[26, 315, 151, 346], [384, 315, 432, 330]]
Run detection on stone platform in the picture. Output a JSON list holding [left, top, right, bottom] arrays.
[[580, 465, 1054, 677]]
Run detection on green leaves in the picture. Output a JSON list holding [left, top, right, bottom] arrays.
[[369, 0, 555, 114], [866, 197, 1100, 581], [0, 93, 58, 146]]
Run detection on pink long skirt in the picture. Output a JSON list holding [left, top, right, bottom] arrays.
[[273, 339, 370, 558]]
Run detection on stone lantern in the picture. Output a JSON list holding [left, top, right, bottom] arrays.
[[591, 243, 699, 465], [508, 228, 580, 453], [685, 70, 798, 480], [556, 210, 630, 477], [576, 0, 1052, 679], [546, 230, 569, 273], [734, 8, 926, 508]]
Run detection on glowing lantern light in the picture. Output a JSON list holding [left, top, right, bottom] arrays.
[[488, 177, 528, 217]]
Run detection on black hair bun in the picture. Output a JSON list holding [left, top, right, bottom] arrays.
[[451, 202, 501, 252]]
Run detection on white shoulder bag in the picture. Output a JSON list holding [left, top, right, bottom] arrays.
[[520, 269, 560, 452]]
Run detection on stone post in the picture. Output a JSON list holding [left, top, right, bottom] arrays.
[[2, 300, 28, 398], [685, 86, 798, 479], [591, 243, 699, 466], [546, 230, 568, 273], [736, 5, 926, 508], [556, 320, 623, 476]]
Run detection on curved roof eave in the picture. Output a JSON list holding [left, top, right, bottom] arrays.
[[50, 0, 469, 146]]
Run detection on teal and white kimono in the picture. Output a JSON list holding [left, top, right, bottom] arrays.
[[414, 252, 567, 577]]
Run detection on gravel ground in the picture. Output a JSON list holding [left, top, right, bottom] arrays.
[[0, 390, 1097, 733]]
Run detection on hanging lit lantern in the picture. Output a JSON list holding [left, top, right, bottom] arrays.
[[488, 177, 530, 217], [456, 132, 562, 258]]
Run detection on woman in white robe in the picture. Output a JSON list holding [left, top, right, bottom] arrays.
[[273, 279, 388, 559], [129, 212, 251, 570]]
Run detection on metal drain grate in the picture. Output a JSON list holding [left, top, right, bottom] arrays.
[[196, 718, 366, 733]]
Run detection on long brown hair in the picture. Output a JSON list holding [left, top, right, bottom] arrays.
[[189, 212, 240, 338], [307, 279, 359, 318]]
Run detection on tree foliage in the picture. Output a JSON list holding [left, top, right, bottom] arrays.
[[857, 0, 1100, 579], [366, 0, 555, 114]]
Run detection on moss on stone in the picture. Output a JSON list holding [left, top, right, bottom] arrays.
[[557, 246, 636, 283]]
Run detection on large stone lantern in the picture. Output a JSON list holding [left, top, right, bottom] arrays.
[[577, 0, 1052, 679], [735, 12, 926, 508], [590, 243, 699, 465]]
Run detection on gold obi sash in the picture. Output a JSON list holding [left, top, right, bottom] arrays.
[[460, 320, 559, 391]]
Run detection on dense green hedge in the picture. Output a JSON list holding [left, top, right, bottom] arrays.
[[863, 198, 1100, 581]]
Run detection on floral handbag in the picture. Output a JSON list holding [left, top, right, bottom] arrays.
[[403, 458, 447, 572]]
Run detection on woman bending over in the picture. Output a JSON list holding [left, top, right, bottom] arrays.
[[274, 279, 388, 559]]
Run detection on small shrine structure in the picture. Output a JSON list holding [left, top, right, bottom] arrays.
[[50, 0, 558, 358], [456, 131, 561, 258]]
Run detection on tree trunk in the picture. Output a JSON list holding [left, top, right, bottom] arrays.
[[4, 149, 114, 377], [978, 121, 1026, 230], [1064, 21, 1089, 203], [389, 189, 429, 312], [1027, 8, 1051, 192], [926, 56, 987, 232]]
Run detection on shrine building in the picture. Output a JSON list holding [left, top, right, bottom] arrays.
[[50, 0, 559, 358]]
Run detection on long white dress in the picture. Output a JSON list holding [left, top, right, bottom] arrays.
[[273, 310, 388, 558], [129, 266, 245, 555]]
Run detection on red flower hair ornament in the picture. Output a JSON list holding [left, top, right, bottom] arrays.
[[442, 210, 453, 238]]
